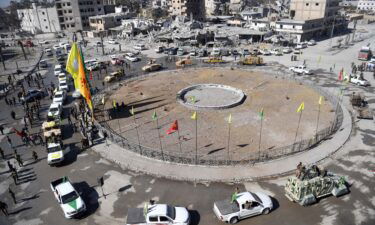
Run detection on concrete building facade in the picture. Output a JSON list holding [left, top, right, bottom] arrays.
[[17, 3, 61, 34], [89, 12, 134, 31], [168, 0, 205, 21], [290, 0, 341, 20], [357, 0, 375, 11], [55, 0, 116, 32]]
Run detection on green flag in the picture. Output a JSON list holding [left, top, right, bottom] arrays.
[[231, 192, 238, 203], [67, 199, 77, 210], [259, 108, 264, 120], [152, 110, 157, 120]]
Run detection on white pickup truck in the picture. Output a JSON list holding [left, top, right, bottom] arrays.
[[126, 203, 190, 225], [47, 142, 65, 165], [349, 75, 370, 86], [213, 191, 273, 224], [50, 177, 86, 218], [289, 65, 312, 75]]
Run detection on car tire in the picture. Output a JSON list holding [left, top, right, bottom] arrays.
[[262, 208, 270, 215], [357, 82, 361, 86], [229, 217, 239, 224]]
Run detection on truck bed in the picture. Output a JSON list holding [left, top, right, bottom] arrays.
[[126, 208, 146, 224], [214, 199, 240, 215], [50, 177, 68, 190]]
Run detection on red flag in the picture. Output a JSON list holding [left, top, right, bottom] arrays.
[[166, 120, 178, 135], [12, 128, 23, 137], [338, 69, 343, 81]]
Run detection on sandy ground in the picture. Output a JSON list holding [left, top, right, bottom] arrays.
[[105, 68, 334, 161]]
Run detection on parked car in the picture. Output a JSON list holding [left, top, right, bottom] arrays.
[[213, 191, 273, 224], [39, 40, 49, 45], [110, 55, 124, 65], [282, 47, 293, 54], [241, 49, 250, 56], [53, 44, 60, 50], [72, 90, 81, 99], [270, 49, 283, 56], [50, 177, 86, 218], [289, 65, 312, 75], [107, 39, 118, 44], [126, 203, 190, 225], [125, 54, 139, 62], [198, 49, 207, 57], [307, 39, 316, 46], [155, 46, 164, 53], [211, 48, 221, 57], [231, 49, 239, 56], [59, 80, 70, 92], [95, 41, 103, 47], [142, 63, 162, 72], [259, 49, 271, 55], [295, 42, 307, 49], [168, 47, 178, 55], [48, 102, 62, 119], [45, 48, 53, 56], [53, 90, 67, 105], [189, 49, 197, 56], [134, 44, 146, 51], [39, 59, 48, 68], [177, 48, 185, 56], [21, 89, 45, 103]]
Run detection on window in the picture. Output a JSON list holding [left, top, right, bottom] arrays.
[[68, 10, 72, 13], [44, 19, 47, 21], [45, 26, 48, 29], [159, 216, 169, 222], [71, 24, 75, 27], [42, 12, 45, 15], [67, 2, 71, 6], [149, 217, 158, 222], [306, 3, 309, 6], [316, 3, 319, 6]]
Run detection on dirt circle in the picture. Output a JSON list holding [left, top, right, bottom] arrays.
[[106, 68, 334, 161]]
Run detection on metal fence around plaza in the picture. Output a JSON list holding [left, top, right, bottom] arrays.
[[91, 63, 344, 166]]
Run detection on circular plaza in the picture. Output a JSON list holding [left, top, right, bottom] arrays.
[[101, 67, 338, 164]]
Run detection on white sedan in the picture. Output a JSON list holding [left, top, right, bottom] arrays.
[[349, 76, 370, 86], [53, 90, 66, 105], [59, 81, 70, 92], [107, 39, 118, 44], [289, 65, 312, 75], [125, 55, 139, 62]]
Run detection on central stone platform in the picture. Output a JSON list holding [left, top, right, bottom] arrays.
[[177, 84, 246, 110]]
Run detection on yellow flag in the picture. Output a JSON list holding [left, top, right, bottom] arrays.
[[297, 102, 304, 113], [113, 100, 116, 108], [227, 114, 232, 124], [191, 111, 197, 120], [318, 96, 323, 105], [66, 42, 80, 91]]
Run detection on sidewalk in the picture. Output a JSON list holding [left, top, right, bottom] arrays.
[[92, 101, 352, 182]]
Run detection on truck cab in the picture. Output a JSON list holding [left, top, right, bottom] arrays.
[[47, 142, 64, 165]]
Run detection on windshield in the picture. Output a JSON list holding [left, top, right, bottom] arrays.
[[60, 82, 66, 86], [48, 146, 61, 153], [55, 94, 63, 98], [250, 192, 263, 203], [50, 107, 59, 112], [166, 205, 176, 220], [61, 191, 78, 204]]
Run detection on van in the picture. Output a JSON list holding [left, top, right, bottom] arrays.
[[54, 65, 62, 76], [134, 44, 146, 51], [211, 48, 221, 57]]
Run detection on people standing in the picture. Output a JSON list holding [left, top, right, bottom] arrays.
[[11, 110, 16, 120], [8, 187, 16, 204], [11, 170, 17, 185], [32, 151, 38, 162], [0, 201, 9, 216], [6, 135, 13, 149], [15, 154, 23, 167], [0, 147, 4, 159], [0, 124, 4, 135]]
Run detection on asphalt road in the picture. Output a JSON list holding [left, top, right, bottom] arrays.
[[0, 42, 374, 225]]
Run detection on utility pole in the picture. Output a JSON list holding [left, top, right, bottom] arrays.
[[0, 45, 6, 70], [329, 17, 336, 47], [100, 33, 105, 55], [18, 41, 27, 60]]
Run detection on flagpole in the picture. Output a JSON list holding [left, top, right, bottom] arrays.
[[133, 113, 142, 155], [195, 117, 198, 164], [177, 128, 182, 152], [227, 122, 231, 164], [258, 117, 263, 161], [315, 103, 321, 139], [294, 110, 303, 145], [155, 118, 164, 160]]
